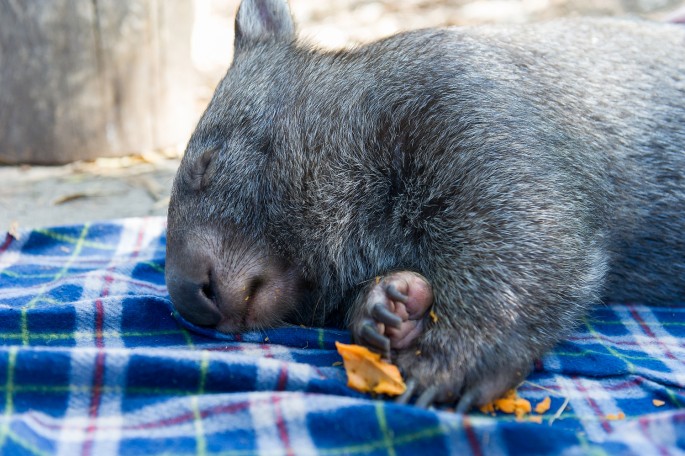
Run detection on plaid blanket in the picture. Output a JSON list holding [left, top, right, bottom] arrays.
[[0, 217, 683, 455]]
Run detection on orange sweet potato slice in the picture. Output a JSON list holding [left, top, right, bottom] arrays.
[[335, 342, 407, 396]]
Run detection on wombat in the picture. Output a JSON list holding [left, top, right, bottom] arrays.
[[165, 0, 685, 408]]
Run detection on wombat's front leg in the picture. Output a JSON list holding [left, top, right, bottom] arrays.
[[349, 271, 540, 409]]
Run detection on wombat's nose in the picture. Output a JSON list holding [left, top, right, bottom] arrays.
[[200, 270, 267, 316], [166, 273, 223, 326]]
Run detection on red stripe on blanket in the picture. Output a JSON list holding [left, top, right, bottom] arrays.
[[521, 377, 645, 395], [272, 395, 294, 456], [0, 233, 13, 254], [81, 220, 148, 456], [262, 342, 274, 359], [276, 363, 289, 391], [462, 415, 483, 456], [94, 279, 112, 347], [130, 400, 250, 431], [81, 286, 111, 456], [629, 306, 679, 363], [29, 400, 252, 432], [638, 416, 671, 456], [572, 376, 613, 433]]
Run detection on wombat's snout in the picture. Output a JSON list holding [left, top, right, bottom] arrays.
[[166, 269, 223, 327], [165, 231, 303, 333]]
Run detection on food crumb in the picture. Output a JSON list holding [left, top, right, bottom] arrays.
[[375, 276, 381, 284], [528, 415, 543, 424], [535, 396, 551, 414], [606, 412, 625, 421], [479, 402, 495, 414], [480, 389, 532, 419], [429, 309, 438, 323], [653, 399, 665, 407]]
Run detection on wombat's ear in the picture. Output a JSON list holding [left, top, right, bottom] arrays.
[[234, 0, 294, 53], [184, 149, 216, 192]]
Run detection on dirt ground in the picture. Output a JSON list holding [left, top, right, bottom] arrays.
[[1, 0, 684, 230]]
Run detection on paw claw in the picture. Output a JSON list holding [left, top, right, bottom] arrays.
[[395, 378, 417, 405], [415, 385, 439, 409], [386, 283, 409, 302], [360, 320, 390, 355], [372, 303, 402, 328], [456, 389, 478, 414]]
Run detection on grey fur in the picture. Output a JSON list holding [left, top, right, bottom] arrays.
[[166, 0, 685, 405]]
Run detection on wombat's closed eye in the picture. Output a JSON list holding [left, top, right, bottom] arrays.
[[183, 149, 216, 192], [166, 0, 685, 408]]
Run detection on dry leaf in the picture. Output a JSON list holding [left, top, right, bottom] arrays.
[[335, 342, 406, 396], [53, 192, 96, 205]]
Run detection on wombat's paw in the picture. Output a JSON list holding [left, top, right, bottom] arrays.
[[393, 342, 530, 410], [352, 272, 433, 359]]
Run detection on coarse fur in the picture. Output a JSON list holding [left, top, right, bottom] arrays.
[[166, 0, 685, 406]]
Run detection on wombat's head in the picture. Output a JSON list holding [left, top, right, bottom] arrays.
[[165, 0, 309, 333]]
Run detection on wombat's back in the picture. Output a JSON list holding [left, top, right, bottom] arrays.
[[348, 19, 685, 304], [469, 19, 685, 304]]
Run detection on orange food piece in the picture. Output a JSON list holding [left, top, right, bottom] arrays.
[[335, 342, 406, 396], [479, 402, 496, 414], [653, 399, 665, 407], [606, 412, 626, 421], [535, 396, 552, 414], [480, 389, 532, 419], [528, 415, 543, 424]]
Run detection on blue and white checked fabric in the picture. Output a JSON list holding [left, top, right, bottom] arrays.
[[0, 217, 683, 455]]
